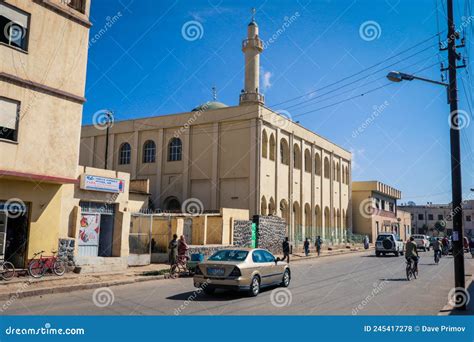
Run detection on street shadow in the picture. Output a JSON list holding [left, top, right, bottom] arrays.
[[363, 255, 398, 258], [166, 286, 277, 302], [379, 278, 409, 282]]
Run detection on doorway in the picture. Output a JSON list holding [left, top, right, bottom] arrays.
[[78, 202, 115, 257], [0, 201, 29, 268]]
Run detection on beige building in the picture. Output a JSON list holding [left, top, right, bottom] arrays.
[[400, 201, 474, 238], [0, 0, 148, 271], [80, 18, 353, 244], [352, 181, 411, 242]]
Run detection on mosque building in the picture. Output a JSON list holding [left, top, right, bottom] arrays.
[[80, 15, 352, 244]]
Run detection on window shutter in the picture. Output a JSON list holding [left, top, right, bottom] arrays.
[[0, 4, 29, 28], [0, 98, 19, 130]]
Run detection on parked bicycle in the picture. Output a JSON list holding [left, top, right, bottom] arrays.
[[170, 255, 191, 278], [27, 250, 66, 278], [0, 260, 15, 281], [406, 257, 418, 280]]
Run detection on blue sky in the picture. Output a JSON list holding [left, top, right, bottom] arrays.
[[83, 0, 474, 205]]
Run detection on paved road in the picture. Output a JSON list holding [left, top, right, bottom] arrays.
[[4, 251, 473, 315]]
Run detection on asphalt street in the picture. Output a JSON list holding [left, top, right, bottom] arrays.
[[4, 250, 473, 315]]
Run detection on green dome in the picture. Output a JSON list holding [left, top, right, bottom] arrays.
[[191, 101, 228, 112]]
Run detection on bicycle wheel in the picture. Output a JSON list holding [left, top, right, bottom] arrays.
[[1, 262, 15, 280], [53, 260, 66, 276], [406, 265, 412, 281], [28, 260, 45, 278]]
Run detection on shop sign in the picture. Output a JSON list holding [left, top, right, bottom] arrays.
[[80, 174, 125, 193]]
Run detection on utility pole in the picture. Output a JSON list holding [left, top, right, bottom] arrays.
[[104, 111, 113, 170], [446, 0, 466, 310]]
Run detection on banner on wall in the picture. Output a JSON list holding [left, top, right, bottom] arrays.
[[78, 214, 100, 246], [80, 174, 125, 193]]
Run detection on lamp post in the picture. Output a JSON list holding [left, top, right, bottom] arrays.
[[104, 110, 114, 170], [386, 68, 466, 310]]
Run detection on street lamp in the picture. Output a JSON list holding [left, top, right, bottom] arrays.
[[387, 69, 466, 310], [386, 71, 449, 87]]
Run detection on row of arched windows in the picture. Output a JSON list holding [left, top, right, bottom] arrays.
[[118, 138, 183, 165], [262, 131, 350, 184], [273, 198, 348, 230]]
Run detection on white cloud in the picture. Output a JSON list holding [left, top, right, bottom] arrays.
[[262, 70, 273, 91]]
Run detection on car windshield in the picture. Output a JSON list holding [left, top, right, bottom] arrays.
[[208, 250, 249, 261], [412, 235, 424, 239]]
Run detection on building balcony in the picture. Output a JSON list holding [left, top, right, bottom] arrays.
[[242, 38, 263, 52], [373, 208, 396, 219], [239, 92, 265, 104]]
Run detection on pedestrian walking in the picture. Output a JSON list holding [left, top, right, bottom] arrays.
[[315, 236, 322, 256], [363, 235, 369, 250], [304, 238, 310, 256], [282, 237, 290, 263], [168, 234, 178, 271], [178, 235, 189, 261]]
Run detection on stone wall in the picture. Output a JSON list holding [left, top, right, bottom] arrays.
[[233, 220, 253, 247], [58, 238, 76, 270], [253, 215, 287, 254]]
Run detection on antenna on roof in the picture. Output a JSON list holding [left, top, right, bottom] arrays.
[[211, 86, 217, 101]]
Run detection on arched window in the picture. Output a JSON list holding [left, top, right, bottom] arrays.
[[262, 130, 268, 159], [269, 134, 276, 161], [168, 137, 182, 161], [337, 209, 341, 228], [304, 149, 311, 173], [119, 142, 131, 165], [324, 207, 330, 230], [315, 205, 322, 229], [304, 203, 312, 238], [315, 154, 322, 176], [142, 140, 156, 163], [346, 166, 350, 185], [163, 196, 181, 211], [293, 201, 302, 241], [293, 144, 301, 169], [280, 139, 289, 165], [332, 161, 336, 181], [268, 197, 275, 215], [342, 209, 346, 229], [323, 157, 330, 179], [261, 196, 267, 215], [336, 162, 340, 182], [342, 165, 346, 184], [280, 199, 289, 224]]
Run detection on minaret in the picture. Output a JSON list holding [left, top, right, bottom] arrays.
[[239, 8, 264, 105]]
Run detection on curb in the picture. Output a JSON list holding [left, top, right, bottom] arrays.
[[0, 248, 371, 301], [0, 274, 167, 301]]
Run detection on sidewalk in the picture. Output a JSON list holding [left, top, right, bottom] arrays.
[[438, 273, 474, 315], [0, 246, 371, 301]]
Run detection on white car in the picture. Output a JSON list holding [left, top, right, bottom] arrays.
[[412, 234, 430, 251], [375, 233, 404, 257]]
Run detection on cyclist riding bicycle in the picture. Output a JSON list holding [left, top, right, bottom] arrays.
[[432, 237, 441, 262], [405, 236, 419, 272]]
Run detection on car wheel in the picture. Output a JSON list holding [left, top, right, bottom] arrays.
[[281, 269, 291, 287], [427, 246, 430, 252], [249, 276, 260, 297], [394, 251, 399, 257], [375, 251, 381, 257], [400, 250, 404, 256], [203, 287, 215, 295]]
